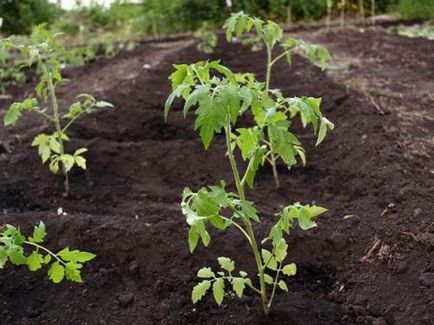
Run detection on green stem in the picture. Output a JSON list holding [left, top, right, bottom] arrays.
[[264, 46, 280, 189], [39, 56, 70, 197], [224, 119, 270, 317], [267, 262, 282, 308], [24, 241, 66, 266]]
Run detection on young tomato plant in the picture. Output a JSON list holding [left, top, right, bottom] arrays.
[[165, 57, 332, 316], [223, 12, 333, 187], [194, 22, 218, 54], [0, 222, 95, 283], [1, 26, 113, 197]]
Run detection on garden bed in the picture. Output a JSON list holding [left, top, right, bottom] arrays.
[[0, 30, 433, 324]]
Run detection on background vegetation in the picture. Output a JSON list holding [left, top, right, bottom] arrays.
[[1, 0, 433, 37]]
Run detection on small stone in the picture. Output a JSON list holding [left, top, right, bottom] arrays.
[[419, 273, 434, 287], [413, 208, 423, 217], [118, 293, 135, 308], [128, 260, 139, 274], [327, 232, 348, 251], [372, 317, 387, 325]]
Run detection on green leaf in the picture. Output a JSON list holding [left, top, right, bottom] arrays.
[[164, 84, 189, 121], [65, 102, 82, 119], [74, 148, 88, 156], [236, 127, 260, 160], [212, 278, 225, 305], [49, 158, 60, 174], [9, 248, 27, 265], [240, 200, 259, 222], [188, 227, 199, 253], [27, 251, 45, 271], [48, 261, 65, 283], [192, 280, 211, 303], [194, 95, 226, 149], [95, 101, 113, 108], [278, 280, 288, 291], [184, 85, 209, 117], [217, 257, 234, 273], [57, 248, 96, 263], [282, 263, 297, 276], [75, 156, 86, 169], [60, 154, 75, 172], [65, 262, 83, 282], [4, 104, 22, 126], [49, 136, 61, 154], [0, 247, 8, 268], [29, 221, 46, 243], [232, 277, 246, 298], [170, 64, 188, 89], [316, 117, 334, 146], [264, 273, 273, 285], [197, 267, 215, 278], [298, 208, 318, 230], [262, 249, 277, 271], [274, 239, 288, 262]]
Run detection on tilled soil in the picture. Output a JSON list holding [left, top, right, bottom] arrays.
[[0, 29, 433, 325]]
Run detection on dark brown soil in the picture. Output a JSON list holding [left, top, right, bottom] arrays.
[[0, 29, 433, 325]]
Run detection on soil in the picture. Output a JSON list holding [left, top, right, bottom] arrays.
[[0, 26, 433, 325]]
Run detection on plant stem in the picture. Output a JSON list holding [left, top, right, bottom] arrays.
[[40, 56, 70, 197], [224, 120, 270, 317], [24, 241, 66, 266], [265, 46, 280, 189], [267, 262, 282, 308]]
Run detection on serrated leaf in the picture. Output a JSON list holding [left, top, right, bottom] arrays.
[[0, 247, 8, 268], [49, 136, 61, 154], [212, 278, 225, 305], [316, 117, 334, 146], [27, 251, 45, 271], [197, 267, 215, 278], [278, 280, 288, 291], [95, 101, 113, 108], [192, 280, 211, 303], [194, 95, 226, 149], [262, 249, 277, 270], [57, 248, 96, 263], [75, 156, 86, 169], [4, 104, 21, 126], [29, 221, 46, 243], [264, 273, 273, 285], [61, 154, 75, 172], [188, 227, 199, 253], [217, 257, 234, 273], [48, 261, 65, 283], [274, 239, 288, 262], [9, 248, 27, 265], [282, 263, 297, 276], [65, 262, 83, 282], [232, 277, 246, 298]]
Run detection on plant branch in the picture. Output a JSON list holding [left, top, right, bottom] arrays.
[[24, 240, 66, 266], [267, 262, 282, 308]]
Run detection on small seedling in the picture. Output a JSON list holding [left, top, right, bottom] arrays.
[[0, 221, 95, 283], [165, 41, 332, 315], [223, 12, 333, 187], [1, 25, 113, 196], [194, 22, 218, 54]]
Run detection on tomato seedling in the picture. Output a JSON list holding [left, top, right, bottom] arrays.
[[223, 11, 332, 187], [1, 26, 113, 196], [194, 22, 218, 54], [0, 221, 95, 283], [165, 56, 332, 315]]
